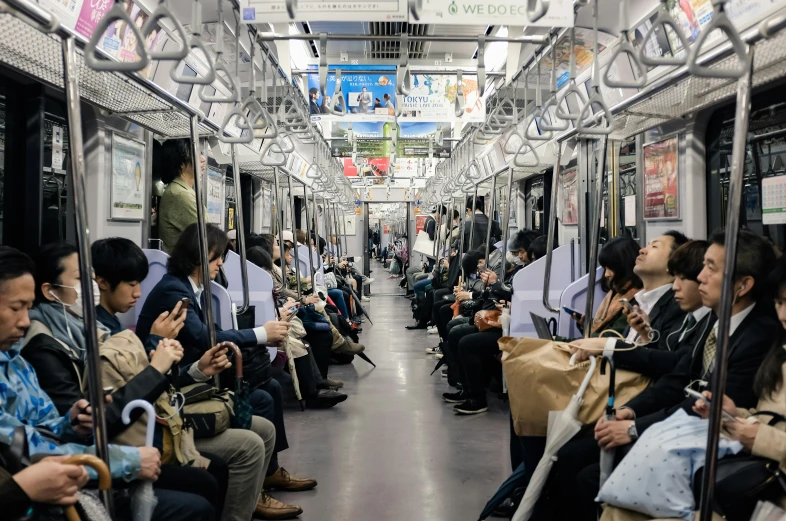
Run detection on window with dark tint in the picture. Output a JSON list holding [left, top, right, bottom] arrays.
[[525, 175, 545, 235], [707, 88, 786, 251], [174, 66, 196, 102], [619, 138, 639, 241]]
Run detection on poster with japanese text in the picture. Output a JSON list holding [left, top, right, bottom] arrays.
[[110, 133, 145, 220], [207, 167, 225, 228], [559, 168, 578, 225], [643, 136, 679, 220]]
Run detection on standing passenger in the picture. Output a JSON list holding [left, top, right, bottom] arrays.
[[158, 138, 207, 253]]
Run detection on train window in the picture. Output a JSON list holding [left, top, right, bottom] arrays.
[[707, 89, 786, 250], [524, 175, 545, 234], [199, 88, 215, 116], [618, 139, 639, 241], [174, 65, 197, 102]]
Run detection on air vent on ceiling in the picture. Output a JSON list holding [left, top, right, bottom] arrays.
[[367, 22, 429, 60]]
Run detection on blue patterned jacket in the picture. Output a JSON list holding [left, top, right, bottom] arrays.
[[0, 341, 141, 481]]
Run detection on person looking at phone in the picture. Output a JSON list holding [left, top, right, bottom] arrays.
[[552, 230, 779, 521]]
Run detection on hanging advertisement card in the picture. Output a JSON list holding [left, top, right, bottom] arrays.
[[343, 157, 391, 179], [239, 0, 407, 23], [559, 168, 578, 225], [35, 0, 85, 36], [416, 215, 429, 234], [762, 176, 786, 225], [207, 167, 225, 228], [307, 69, 396, 122], [643, 136, 679, 220], [110, 133, 146, 221], [331, 122, 451, 158], [416, 0, 574, 27], [399, 74, 485, 122]]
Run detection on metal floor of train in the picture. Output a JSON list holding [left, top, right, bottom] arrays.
[[272, 260, 511, 521]]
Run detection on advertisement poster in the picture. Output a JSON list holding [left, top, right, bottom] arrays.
[[307, 67, 396, 122], [762, 176, 786, 225], [643, 136, 679, 220], [416, 215, 429, 234], [331, 122, 451, 158], [207, 167, 225, 227], [240, 0, 407, 23], [110, 133, 146, 220], [261, 189, 272, 228], [417, 0, 574, 27], [399, 73, 486, 122], [559, 168, 578, 225], [343, 157, 390, 179]]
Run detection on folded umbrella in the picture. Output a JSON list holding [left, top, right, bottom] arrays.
[[478, 462, 527, 520], [122, 400, 158, 521], [598, 355, 617, 489], [511, 355, 598, 521]]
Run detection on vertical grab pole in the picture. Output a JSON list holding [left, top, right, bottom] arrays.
[[273, 168, 287, 293], [286, 174, 302, 299], [582, 138, 608, 339], [340, 205, 349, 257], [542, 141, 564, 313], [458, 194, 469, 286], [231, 145, 250, 314], [190, 117, 216, 349], [484, 176, 498, 262], [303, 185, 315, 282], [61, 35, 113, 512], [698, 48, 754, 521], [468, 186, 479, 257], [333, 203, 343, 257], [323, 196, 333, 258], [501, 168, 514, 279]]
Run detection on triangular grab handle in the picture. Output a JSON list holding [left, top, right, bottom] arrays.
[[687, 9, 749, 79], [540, 96, 569, 131], [170, 38, 216, 85], [638, 9, 690, 67], [514, 141, 540, 168], [604, 38, 647, 88], [143, 3, 189, 61], [261, 142, 287, 166], [199, 62, 240, 103], [555, 82, 586, 121], [218, 107, 254, 144], [576, 92, 615, 135], [84, 1, 150, 72]]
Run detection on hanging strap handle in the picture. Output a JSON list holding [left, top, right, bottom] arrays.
[[527, 0, 549, 23], [555, 28, 586, 121], [199, 0, 240, 102], [477, 35, 486, 98], [85, 0, 150, 71], [331, 69, 347, 115], [639, 0, 690, 67], [143, 0, 189, 61], [687, 0, 750, 79], [169, 0, 216, 84], [577, 0, 615, 136], [603, 2, 647, 88], [541, 34, 569, 131], [455, 70, 465, 118], [397, 34, 411, 96]]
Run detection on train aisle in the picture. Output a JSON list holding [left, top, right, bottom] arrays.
[[273, 259, 511, 520]]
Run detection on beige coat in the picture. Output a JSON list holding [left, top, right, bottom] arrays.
[[159, 177, 198, 253]]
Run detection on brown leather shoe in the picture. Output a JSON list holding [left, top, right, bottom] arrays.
[[263, 467, 318, 492], [255, 491, 302, 520]]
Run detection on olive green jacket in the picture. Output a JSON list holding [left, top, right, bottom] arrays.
[[159, 177, 197, 253]]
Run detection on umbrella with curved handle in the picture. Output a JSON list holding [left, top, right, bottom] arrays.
[[62, 454, 111, 521], [121, 400, 158, 521]]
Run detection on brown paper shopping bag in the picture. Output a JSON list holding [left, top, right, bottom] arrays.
[[499, 337, 650, 437]]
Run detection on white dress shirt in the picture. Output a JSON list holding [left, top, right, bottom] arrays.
[[188, 276, 268, 344]]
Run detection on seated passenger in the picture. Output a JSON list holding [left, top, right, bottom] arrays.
[[0, 246, 215, 521], [551, 230, 779, 521], [134, 225, 316, 513]]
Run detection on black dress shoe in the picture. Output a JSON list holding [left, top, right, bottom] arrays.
[[306, 389, 348, 409], [442, 390, 467, 403], [405, 323, 428, 330]]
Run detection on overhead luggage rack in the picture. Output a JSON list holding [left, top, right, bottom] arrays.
[[603, 12, 786, 140], [0, 11, 217, 137]]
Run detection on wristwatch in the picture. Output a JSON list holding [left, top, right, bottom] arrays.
[[627, 421, 639, 441]]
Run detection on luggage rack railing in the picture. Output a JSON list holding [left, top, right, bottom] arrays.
[[0, 0, 220, 138]]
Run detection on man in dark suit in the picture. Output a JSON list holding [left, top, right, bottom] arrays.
[[462, 196, 501, 252], [555, 230, 778, 521], [570, 233, 697, 379]]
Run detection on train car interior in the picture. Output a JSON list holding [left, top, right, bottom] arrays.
[[1, 0, 786, 519]]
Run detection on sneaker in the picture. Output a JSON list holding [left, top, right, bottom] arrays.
[[361, 296, 371, 302], [442, 390, 467, 403], [263, 467, 317, 492], [428, 326, 439, 335], [435, 353, 444, 360], [363, 278, 375, 285], [454, 399, 488, 415], [255, 491, 303, 519], [425, 346, 440, 354], [324, 377, 344, 388]]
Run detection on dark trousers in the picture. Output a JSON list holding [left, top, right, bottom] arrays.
[[156, 454, 228, 517], [458, 329, 503, 399], [546, 426, 605, 521], [432, 288, 453, 337], [251, 380, 288, 474], [294, 354, 317, 397], [152, 489, 215, 521], [306, 330, 333, 378], [446, 322, 476, 385]]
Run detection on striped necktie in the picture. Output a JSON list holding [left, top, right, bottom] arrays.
[[702, 328, 718, 374]]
